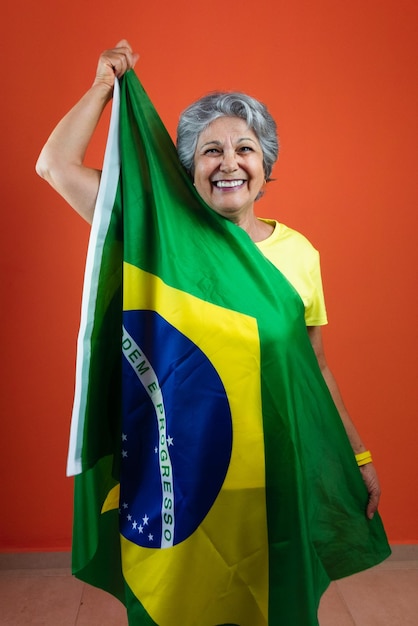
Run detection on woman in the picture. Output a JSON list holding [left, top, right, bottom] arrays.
[[36, 40, 388, 625], [36, 39, 380, 514]]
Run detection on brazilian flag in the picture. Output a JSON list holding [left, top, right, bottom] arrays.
[[67, 71, 390, 625]]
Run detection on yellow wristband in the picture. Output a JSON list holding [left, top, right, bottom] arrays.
[[355, 450, 373, 466]]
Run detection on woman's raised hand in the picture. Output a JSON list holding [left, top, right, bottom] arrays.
[[93, 39, 139, 91], [36, 39, 140, 223]]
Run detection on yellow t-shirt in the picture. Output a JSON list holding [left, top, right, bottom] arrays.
[[255, 219, 328, 326]]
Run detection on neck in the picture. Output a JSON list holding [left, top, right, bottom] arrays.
[[233, 213, 274, 242]]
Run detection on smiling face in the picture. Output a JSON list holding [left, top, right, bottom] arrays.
[[193, 116, 265, 222]]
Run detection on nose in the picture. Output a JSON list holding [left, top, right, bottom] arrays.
[[219, 149, 238, 173]]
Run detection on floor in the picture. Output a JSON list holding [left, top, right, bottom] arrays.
[[0, 546, 417, 625]]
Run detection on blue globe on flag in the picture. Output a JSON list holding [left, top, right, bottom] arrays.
[[120, 310, 233, 549]]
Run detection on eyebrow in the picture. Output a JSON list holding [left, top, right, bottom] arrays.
[[199, 137, 258, 149]]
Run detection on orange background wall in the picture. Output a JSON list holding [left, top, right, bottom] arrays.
[[1, 0, 417, 551]]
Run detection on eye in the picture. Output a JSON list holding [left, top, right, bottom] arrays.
[[238, 146, 254, 153], [204, 147, 221, 155]]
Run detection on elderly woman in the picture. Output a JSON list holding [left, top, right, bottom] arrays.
[[36, 40, 388, 625]]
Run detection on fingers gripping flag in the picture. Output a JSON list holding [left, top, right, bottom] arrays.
[[67, 71, 390, 625]]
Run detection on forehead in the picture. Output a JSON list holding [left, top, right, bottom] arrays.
[[197, 116, 259, 145]]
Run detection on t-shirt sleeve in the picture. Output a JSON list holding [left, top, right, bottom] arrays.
[[304, 250, 328, 326], [255, 220, 328, 327]]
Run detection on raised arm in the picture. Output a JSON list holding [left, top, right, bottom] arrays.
[[36, 40, 139, 224]]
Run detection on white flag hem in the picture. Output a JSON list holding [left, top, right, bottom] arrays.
[[67, 79, 121, 476]]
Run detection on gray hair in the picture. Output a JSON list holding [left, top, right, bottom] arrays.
[[176, 91, 279, 180]]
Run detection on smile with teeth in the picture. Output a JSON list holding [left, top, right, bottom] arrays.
[[213, 179, 245, 188]]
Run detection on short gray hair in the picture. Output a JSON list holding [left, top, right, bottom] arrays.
[[176, 91, 279, 180]]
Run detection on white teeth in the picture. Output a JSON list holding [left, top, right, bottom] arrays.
[[214, 180, 244, 188]]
